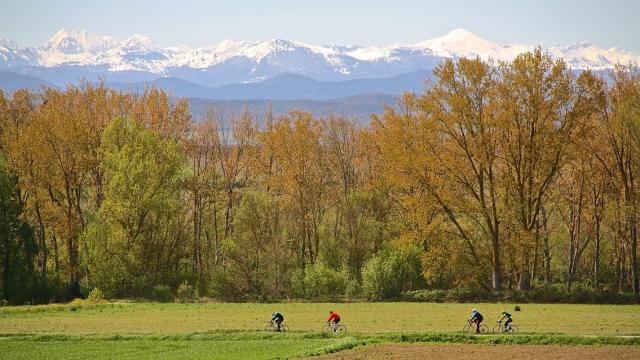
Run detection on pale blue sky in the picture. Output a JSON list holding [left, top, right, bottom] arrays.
[[1, 0, 639, 51]]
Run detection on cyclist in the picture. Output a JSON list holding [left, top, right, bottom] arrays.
[[271, 311, 284, 331], [327, 310, 341, 330], [469, 308, 484, 334], [499, 310, 513, 332]]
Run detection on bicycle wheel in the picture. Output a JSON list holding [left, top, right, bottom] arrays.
[[507, 325, 518, 334], [479, 324, 489, 333], [264, 323, 275, 331], [463, 323, 473, 333], [492, 324, 502, 333], [337, 325, 347, 333], [323, 324, 333, 332], [281, 324, 289, 332]]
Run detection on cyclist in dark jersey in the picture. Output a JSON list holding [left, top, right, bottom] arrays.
[[271, 312, 284, 331], [500, 310, 513, 331], [469, 308, 484, 334]]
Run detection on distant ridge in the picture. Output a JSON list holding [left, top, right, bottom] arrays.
[[105, 70, 430, 101], [0, 71, 56, 92]]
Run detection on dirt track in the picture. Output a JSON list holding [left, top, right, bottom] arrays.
[[307, 344, 640, 360]]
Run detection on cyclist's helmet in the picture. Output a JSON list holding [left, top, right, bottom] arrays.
[[329, 311, 334, 314], [472, 308, 477, 312]]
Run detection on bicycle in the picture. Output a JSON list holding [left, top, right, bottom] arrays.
[[463, 319, 488, 334], [323, 321, 347, 333], [492, 320, 518, 334], [264, 320, 289, 332]]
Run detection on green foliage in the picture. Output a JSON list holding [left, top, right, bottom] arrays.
[[345, 277, 362, 299], [362, 246, 424, 300], [291, 261, 349, 300], [226, 190, 284, 300], [82, 117, 188, 297], [176, 281, 195, 303], [0, 155, 37, 304], [151, 285, 173, 303]]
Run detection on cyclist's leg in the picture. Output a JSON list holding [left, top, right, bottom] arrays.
[[505, 318, 512, 331]]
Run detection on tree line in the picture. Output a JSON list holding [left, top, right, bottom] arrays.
[[0, 49, 639, 304]]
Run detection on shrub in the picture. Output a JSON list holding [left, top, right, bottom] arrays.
[[176, 281, 196, 303], [86, 288, 106, 303], [402, 287, 639, 304], [151, 285, 173, 303], [292, 261, 349, 300], [362, 246, 423, 300], [402, 289, 448, 302], [514, 305, 521, 311]]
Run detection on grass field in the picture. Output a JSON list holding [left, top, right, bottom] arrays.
[[1, 302, 639, 359], [307, 344, 640, 360]]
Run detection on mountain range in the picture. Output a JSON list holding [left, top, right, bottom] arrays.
[[1, 28, 638, 106]]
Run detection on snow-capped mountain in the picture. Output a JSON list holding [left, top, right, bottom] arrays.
[[39, 29, 117, 66], [1, 28, 638, 89], [0, 36, 39, 68], [414, 28, 534, 60]]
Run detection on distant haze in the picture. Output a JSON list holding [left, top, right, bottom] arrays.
[[1, 0, 639, 52]]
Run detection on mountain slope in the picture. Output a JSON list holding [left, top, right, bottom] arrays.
[[0, 71, 56, 92], [106, 70, 429, 100]]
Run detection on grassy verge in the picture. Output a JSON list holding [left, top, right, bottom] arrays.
[[1, 331, 638, 360]]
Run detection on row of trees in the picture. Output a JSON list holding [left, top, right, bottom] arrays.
[[0, 49, 638, 303]]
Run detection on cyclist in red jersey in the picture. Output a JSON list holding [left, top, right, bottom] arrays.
[[327, 310, 341, 325]]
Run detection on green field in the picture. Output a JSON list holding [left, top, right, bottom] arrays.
[[1, 302, 639, 359]]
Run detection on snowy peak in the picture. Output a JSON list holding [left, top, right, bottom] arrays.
[[213, 39, 247, 53], [122, 34, 156, 51], [0, 35, 39, 68], [415, 28, 533, 60], [40, 29, 118, 66], [0, 36, 21, 50], [416, 28, 497, 57], [1, 28, 639, 83], [45, 29, 115, 53]]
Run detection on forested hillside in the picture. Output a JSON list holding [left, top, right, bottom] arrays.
[[1, 49, 639, 304]]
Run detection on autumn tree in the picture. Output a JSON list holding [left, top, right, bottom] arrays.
[[260, 111, 329, 266]]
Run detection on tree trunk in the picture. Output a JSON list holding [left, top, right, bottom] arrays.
[[593, 214, 601, 288], [517, 272, 531, 291], [541, 206, 551, 283], [631, 219, 638, 294], [491, 232, 501, 290]]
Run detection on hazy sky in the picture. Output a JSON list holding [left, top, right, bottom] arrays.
[[2, 0, 639, 51]]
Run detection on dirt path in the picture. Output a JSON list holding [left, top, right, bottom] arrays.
[[306, 344, 640, 360]]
